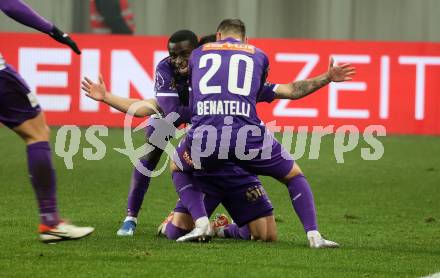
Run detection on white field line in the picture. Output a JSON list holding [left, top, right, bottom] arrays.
[[422, 273, 440, 278]]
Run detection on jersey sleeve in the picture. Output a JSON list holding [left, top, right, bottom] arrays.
[[0, 0, 53, 34], [154, 61, 191, 125], [257, 82, 278, 103], [256, 52, 277, 103]]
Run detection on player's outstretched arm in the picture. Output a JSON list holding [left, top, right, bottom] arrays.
[[274, 57, 355, 100], [0, 0, 81, 54], [81, 75, 160, 117]]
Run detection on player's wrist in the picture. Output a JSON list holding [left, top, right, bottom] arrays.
[[101, 91, 110, 103], [324, 72, 332, 83], [49, 25, 62, 38]]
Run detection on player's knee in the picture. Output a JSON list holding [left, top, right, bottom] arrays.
[[281, 163, 303, 182], [42, 124, 51, 139], [171, 212, 194, 231], [14, 113, 51, 144], [32, 124, 50, 142], [18, 124, 50, 144], [259, 216, 277, 242]]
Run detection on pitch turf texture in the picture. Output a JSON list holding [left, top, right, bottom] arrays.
[[0, 127, 439, 277]]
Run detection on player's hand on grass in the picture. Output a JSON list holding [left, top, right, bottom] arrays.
[[327, 57, 356, 82], [81, 75, 107, 102], [49, 26, 81, 55]]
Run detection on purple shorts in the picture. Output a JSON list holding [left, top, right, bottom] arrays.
[[174, 174, 273, 227], [0, 65, 41, 129], [173, 135, 294, 180]]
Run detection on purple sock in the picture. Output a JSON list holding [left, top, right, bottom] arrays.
[[224, 223, 251, 240], [286, 174, 318, 232], [165, 222, 190, 240], [172, 171, 207, 221], [27, 141, 60, 226], [126, 159, 157, 217]]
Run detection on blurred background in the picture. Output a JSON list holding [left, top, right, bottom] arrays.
[[0, 0, 439, 41]]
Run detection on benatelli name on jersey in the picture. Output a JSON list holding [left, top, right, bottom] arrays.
[[189, 37, 270, 131]]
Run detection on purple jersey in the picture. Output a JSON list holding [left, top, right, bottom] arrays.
[[188, 38, 272, 148], [154, 57, 192, 126], [154, 55, 276, 127], [190, 37, 269, 127]]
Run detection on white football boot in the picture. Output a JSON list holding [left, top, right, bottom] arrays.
[[176, 216, 212, 242], [307, 230, 340, 248], [39, 222, 94, 244]]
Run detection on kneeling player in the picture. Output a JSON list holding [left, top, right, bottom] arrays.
[[170, 19, 354, 248], [160, 163, 277, 242]]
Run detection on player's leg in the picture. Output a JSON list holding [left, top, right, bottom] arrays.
[[170, 138, 210, 242], [236, 138, 338, 248], [0, 66, 93, 243], [280, 162, 338, 248], [14, 114, 95, 243], [165, 212, 193, 240], [247, 215, 277, 242], [117, 123, 164, 236], [221, 215, 276, 242], [13, 112, 60, 227], [162, 191, 221, 240], [158, 200, 193, 240], [217, 180, 276, 242]]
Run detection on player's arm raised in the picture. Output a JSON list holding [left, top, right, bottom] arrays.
[[81, 75, 160, 117], [274, 57, 355, 100], [0, 0, 81, 54]]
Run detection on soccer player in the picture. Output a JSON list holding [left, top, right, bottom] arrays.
[[170, 19, 355, 248], [0, 0, 94, 243], [153, 34, 279, 242], [160, 162, 277, 242], [118, 30, 199, 236], [82, 31, 277, 237]]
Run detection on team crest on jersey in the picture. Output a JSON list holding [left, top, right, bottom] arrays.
[[245, 186, 266, 202], [155, 71, 165, 91], [202, 42, 255, 54]]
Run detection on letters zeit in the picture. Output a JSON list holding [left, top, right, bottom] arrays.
[[18, 48, 440, 121]]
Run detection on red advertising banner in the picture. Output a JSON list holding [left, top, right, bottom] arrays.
[[1, 33, 440, 134]]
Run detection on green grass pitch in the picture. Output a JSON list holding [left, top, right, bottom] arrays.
[[0, 127, 439, 277]]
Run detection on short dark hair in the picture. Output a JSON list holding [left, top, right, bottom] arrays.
[[216, 19, 246, 37], [168, 29, 198, 47], [198, 34, 217, 46]]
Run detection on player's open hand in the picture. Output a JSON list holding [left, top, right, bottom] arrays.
[[81, 75, 107, 102], [327, 57, 356, 82]]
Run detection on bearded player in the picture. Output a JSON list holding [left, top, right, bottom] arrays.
[[170, 19, 355, 248], [0, 0, 94, 243]]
